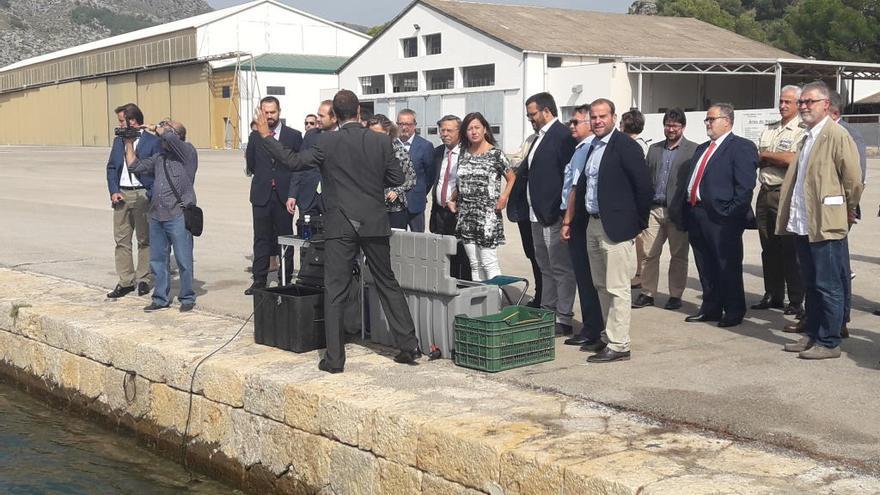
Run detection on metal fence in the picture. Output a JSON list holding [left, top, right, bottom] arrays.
[[843, 114, 880, 151]]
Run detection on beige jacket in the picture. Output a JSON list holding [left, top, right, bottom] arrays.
[[775, 118, 863, 241]]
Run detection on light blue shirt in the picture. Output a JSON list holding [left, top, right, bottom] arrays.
[[561, 136, 594, 210], [584, 130, 613, 214]]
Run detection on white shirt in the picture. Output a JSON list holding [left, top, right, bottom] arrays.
[[584, 131, 612, 214], [526, 118, 558, 222], [270, 125, 281, 141], [787, 116, 829, 236], [119, 131, 143, 188], [686, 130, 731, 202], [435, 144, 460, 204], [562, 136, 594, 210]]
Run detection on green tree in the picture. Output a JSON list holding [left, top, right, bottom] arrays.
[[367, 22, 388, 37]]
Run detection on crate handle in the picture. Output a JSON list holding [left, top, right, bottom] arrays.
[[501, 311, 544, 326]]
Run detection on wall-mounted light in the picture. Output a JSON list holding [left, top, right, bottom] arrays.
[[413, 23, 421, 30]]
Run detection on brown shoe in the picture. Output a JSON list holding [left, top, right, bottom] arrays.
[[783, 319, 806, 333], [783, 336, 814, 353], [798, 345, 841, 360]]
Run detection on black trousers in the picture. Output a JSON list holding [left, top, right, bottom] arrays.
[[517, 219, 543, 306], [429, 203, 472, 281], [756, 187, 803, 304], [568, 219, 604, 340], [252, 191, 294, 283], [323, 222, 418, 369], [688, 205, 746, 320]]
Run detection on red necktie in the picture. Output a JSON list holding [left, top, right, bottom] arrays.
[[440, 150, 452, 205], [689, 141, 716, 206]]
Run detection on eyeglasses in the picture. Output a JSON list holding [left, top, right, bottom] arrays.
[[304, 121, 317, 127], [797, 98, 828, 107], [703, 116, 729, 124], [664, 123, 683, 129], [526, 111, 539, 119], [396, 122, 416, 127], [568, 119, 587, 127]]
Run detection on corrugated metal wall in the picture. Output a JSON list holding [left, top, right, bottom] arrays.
[[0, 63, 221, 148], [210, 70, 240, 149]]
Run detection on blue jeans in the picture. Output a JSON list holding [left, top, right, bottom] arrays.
[[149, 215, 195, 306], [795, 236, 847, 348]]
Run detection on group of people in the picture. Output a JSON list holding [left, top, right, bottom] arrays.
[[105, 103, 199, 312], [106, 79, 865, 372]]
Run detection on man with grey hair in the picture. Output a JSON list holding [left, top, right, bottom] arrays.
[[778, 81, 862, 359], [397, 109, 435, 232], [752, 85, 805, 316], [681, 103, 757, 327]]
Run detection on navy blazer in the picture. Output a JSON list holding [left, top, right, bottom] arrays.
[[106, 131, 162, 196], [585, 129, 653, 242], [245, 125, 303, 207], [404, 134, 436, 214], [681, 133, 757, 229], [512, 120, 576, 226]]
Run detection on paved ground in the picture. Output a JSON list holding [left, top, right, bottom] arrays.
[[2, 145, 878, 473]]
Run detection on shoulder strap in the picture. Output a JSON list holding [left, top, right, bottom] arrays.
[[162, 156, 185, 207]]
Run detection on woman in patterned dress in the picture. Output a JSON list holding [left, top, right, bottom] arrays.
[[366, 114, 416, 229], [449, 112, 516, 281]]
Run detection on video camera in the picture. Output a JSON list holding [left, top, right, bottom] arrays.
[[114, 125, 141, 140]]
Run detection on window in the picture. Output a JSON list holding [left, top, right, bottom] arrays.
[[401, 37, 417, 58], [462, 64, 494, 88], [392, 72, 418, 93], [427, 126, 439, 135], [490, 125, 501, 135], [221, 85, 231, 98], [547, 56, 562, 68], [425, 33, 441, 55], [359, 75, 385, 95], [266, 86, 285, 95], [425, 68, 454, 90]]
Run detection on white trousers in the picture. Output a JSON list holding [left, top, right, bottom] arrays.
[[463, 243, 501, 282]]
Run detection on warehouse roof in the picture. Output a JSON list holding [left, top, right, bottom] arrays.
[[0, 0, 368, 73], [341, 0, 797, 71], [217, 53, 349, 74]]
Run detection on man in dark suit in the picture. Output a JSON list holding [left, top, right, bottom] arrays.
[[681, 103, 757, 327], [257, 90, 420, 373], [396, 109, 435, 232], [515, 92, 577, 335], [563, 98, 652, 363], [429, 114, 471, 280], [244, 96, 303, 295], [632, 108, 697, 311], [106, 103, 163, 299]]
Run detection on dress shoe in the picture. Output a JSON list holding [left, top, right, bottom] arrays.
[[555, 322, 573, 336], [586, 347, 630, 363], [717, 318, 743, 328], [631, 294, 654, 309], [685, 313, 720, 323], [579, 339, 607, 353], [783, 320, 805, 333], [107, 284, 135, 299], [783, 302, 803, 316], [798, 345, 841, 360], [180, 303, 195, 313], [664, 297, 682, 310], [318, 359, 344, 374], [244, 281, 266, 296], [795, 309, 805, 320], [143, 302, 170, 312], [137, 282, 151, 296], [394, 348, 422, 365], [840, 325, 849, 339], [563, 336, 590, 346], [783, 336, 814, 353], [750, 294, 784, 310]]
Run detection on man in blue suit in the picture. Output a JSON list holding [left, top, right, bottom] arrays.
[[106, 103, 162, 299], [396, 109, 435, 232], [681, 103, 757, 327]]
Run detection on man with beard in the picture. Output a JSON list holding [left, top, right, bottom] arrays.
[[244, 96, 303, 295], [125, 120, 199, 312]]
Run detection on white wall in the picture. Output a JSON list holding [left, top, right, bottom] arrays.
[[239, 71, 339, 144], [197, 3, 368, 58], [547, 63, 614, 109]]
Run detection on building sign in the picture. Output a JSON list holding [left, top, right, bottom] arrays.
[[737, 109, 780, 144]]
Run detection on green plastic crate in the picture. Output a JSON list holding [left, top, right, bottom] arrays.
[[453, 306, 555, 372]]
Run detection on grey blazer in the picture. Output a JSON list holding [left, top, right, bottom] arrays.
[[837, 119, 867, 183], [646, 137, 697, 230]]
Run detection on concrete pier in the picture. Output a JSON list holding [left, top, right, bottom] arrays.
[[2, 267, 879, 494]]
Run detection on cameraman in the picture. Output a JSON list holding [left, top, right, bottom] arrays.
[[106, 103, 162, 299], [125, 120, 199, 313]]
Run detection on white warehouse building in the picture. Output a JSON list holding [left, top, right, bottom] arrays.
[[339, 0, 880, 151]]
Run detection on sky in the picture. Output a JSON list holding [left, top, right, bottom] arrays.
[[206, 0, 634, 26]]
